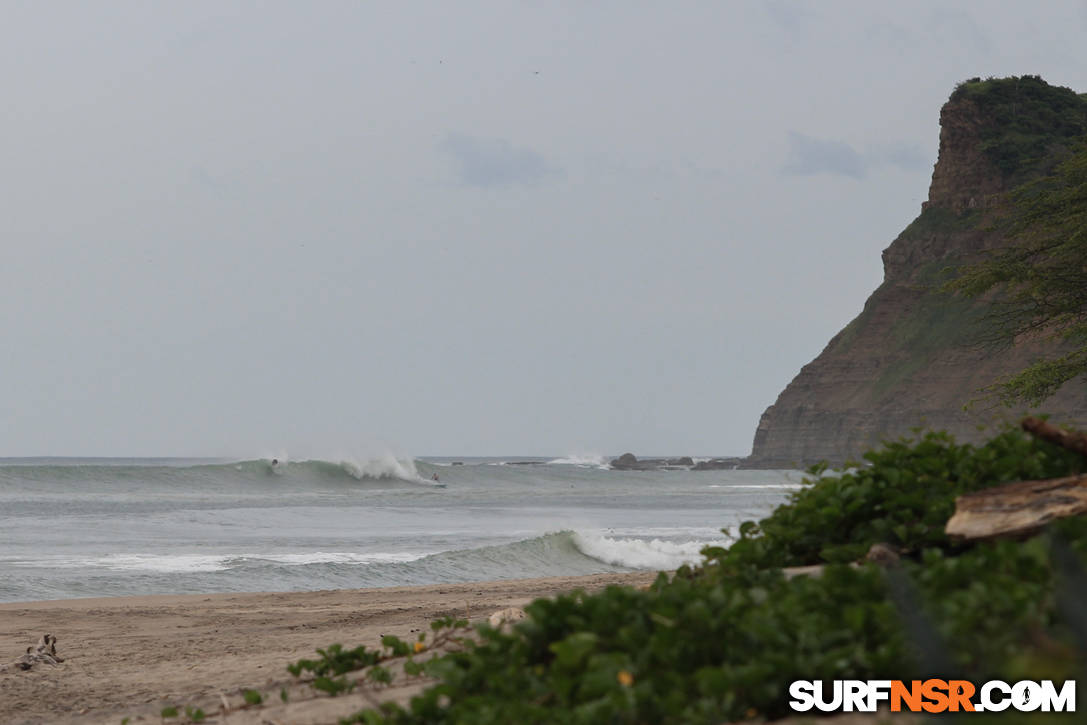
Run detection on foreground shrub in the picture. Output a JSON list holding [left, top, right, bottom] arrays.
[[340, 426, 1085, 724], [713, 427, 1082, 570]]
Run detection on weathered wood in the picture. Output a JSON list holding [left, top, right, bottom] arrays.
[[782, 563, 830, 579], [945, 474, 1087, 541], [487, 607, 526, 629], [0, 634, 63, 673], [781, 544, 900, 580], [1022, 417, 1087, 457]]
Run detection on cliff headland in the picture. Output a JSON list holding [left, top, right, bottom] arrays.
[[747, 76, 1087, 468]]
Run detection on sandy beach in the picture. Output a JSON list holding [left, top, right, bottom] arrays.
[[0, 572, 657, 724]]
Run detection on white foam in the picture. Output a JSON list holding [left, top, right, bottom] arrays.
[[707, 484, 805, 489], [91, 554, 234, 573], [5, 554, 227, 572], [16, 551, 428, 573], [260, 551, 425, 565], [571, 533, 727, 570], [337, 454, 421, 481], [547, 454, 608, 467]]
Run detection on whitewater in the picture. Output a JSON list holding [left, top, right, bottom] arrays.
[[0, 456, 801, 602]]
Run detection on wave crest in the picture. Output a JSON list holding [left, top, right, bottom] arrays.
[[336, 455, 421, 481], [225, 456, 433, 484], [571, 532, 725, 570], [547, 454, 608, 468]]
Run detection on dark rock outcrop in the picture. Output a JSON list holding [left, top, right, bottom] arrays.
[[746, 77, 1087, 469], [609, 454, 705, 471]]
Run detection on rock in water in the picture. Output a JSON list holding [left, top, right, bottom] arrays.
[[609, 454, 704, 471]]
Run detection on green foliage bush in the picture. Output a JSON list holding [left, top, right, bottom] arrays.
[[335, 426, 1085, 724], [288, 643, 382, 678], [715, 428, 1082, 569]]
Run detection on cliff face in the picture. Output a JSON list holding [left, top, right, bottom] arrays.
[[746, 78, 1087, 468]]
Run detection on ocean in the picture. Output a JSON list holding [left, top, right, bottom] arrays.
[[0, 456, 801, 603]]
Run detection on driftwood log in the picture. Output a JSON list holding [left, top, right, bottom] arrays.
[[945, 418, 1087, 541], [487, 607, 526, 629], [945, 474, 1087, 541], [0, 634, 64, 673], [781, 544, 901, 579]]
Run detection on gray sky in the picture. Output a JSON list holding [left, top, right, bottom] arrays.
[[3, 1, 1086, 458]]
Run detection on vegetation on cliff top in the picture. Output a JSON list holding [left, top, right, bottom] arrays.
[[313, 426, 1085, 724], [950, 75, 1087, 180]]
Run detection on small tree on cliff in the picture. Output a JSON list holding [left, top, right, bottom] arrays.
[[949, 144, 1087, 404]]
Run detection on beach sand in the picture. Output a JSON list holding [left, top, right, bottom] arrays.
[[0, 572, 657, 724]]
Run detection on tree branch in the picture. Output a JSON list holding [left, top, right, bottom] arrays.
[[1022, 417, 1087, 457]]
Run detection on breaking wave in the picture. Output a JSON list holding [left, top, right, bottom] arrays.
[[571, 532, 726, 570], [546, 454, 609, 468], [4, 531, 725, 595], [227, 455, 427, 482], [0, 456, 440, 488]]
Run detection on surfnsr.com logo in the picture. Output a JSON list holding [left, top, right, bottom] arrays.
[[789, 679, 1075, 713]]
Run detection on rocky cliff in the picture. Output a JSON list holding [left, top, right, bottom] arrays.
[[746, 77, 1087, 468]]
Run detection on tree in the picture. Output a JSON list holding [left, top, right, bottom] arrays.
[[948, 144, 1087, 405]]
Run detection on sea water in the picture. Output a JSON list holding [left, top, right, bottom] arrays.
[[0, 456, 801, 602]]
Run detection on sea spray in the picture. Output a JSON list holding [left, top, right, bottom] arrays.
[[337, 454, 421, 482], [546, 454, 609, 468], [571, 532, 730, 570]]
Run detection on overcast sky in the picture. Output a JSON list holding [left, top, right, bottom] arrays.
[[3, 1, 1086, 458]]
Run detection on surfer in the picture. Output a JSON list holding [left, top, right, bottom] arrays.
[[271, 459, 278, 467], [432, 473, 440, 482]]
